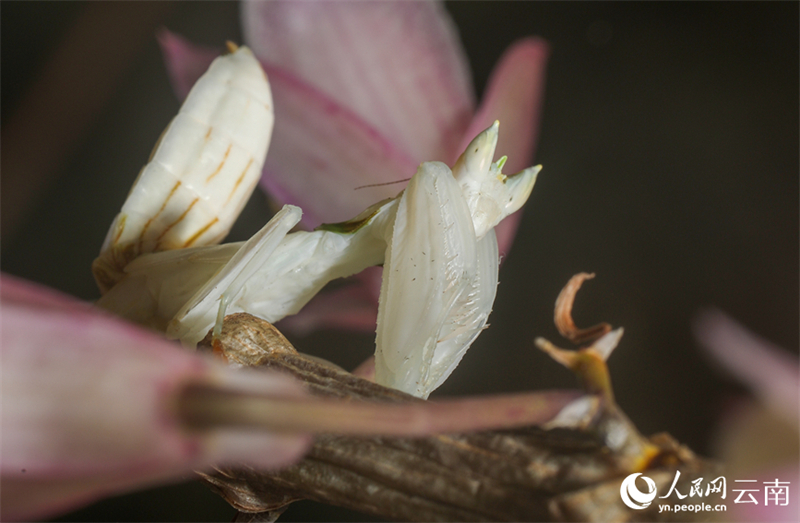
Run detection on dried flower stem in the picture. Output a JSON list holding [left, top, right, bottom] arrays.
[[194, 311, 718, 522]]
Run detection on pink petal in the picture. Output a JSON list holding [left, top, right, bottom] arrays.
[[693, 309, 800, 424], [261, 63, 418, 226], [157, 29, 219, 100], [242, 0, 475, 164], [277, 282, 379, 335], [278, 267, 383, 335], [458, 38, 549, 256], [351, 356, 376, 381], [0, 275, 310, 520]]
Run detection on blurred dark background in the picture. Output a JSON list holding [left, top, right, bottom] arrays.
[[2, 1, 797, 521]]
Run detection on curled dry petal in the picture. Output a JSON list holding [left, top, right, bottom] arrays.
[[554, 272, 612, 344], [536, 273, 624, 403], [0, 275, 311, 521]]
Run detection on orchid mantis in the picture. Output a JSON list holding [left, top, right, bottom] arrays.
[[93, 44, 541, 398]]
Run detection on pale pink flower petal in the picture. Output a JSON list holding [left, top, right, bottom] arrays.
[[261, 64, 417, 226], [276, 282, 379, 335], [157, 29, 218, 100], [693, 309, 800, 424], [277, 266, 383, 335], [242, 0, 475, 163], [458, 38, 549, 256], [1, 275, 311, 521], [351, 356, 377, 382]]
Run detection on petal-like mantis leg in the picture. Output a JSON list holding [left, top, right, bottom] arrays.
[[425, 228, 500, 393], [374, 161, 479, 398], [167, 205, 302, 347]]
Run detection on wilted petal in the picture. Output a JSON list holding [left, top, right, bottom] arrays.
[[693, 309, 800, 424], [0, 275, 311, 521], [553, 272, 612, 345], [374, 162, 481, 398], [458, 38, 549, 254], [242, 0, 474, 163]]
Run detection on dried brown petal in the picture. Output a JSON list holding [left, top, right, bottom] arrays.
[[554, 273, 612, 345]]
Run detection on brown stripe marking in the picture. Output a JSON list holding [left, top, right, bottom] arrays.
[[137, 180, 182, 252], [183, 217, 220, 248], [206, 144, 232, 184], [225, 157, 254, 206], [154, 197, 198, 250], [112, 214, 127, 245]]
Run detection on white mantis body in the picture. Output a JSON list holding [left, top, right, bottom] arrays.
[[94, 44, 541, 398], [93, 43, 273, 294]]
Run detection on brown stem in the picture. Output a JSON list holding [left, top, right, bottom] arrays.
[[178, 380, 580, 437]]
